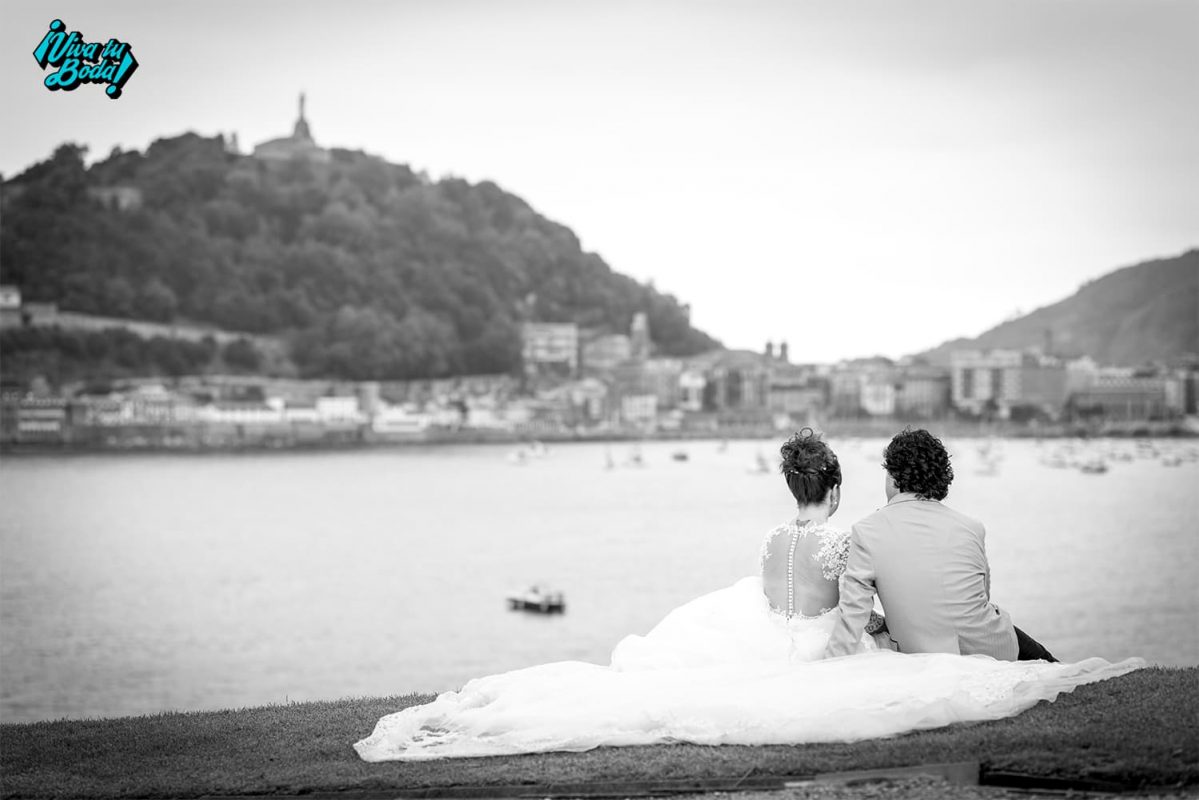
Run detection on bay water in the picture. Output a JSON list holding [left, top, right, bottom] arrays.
[[2, 437, 1195, 723]]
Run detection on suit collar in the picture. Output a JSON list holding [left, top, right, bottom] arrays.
[[887, 492, 937, 506]]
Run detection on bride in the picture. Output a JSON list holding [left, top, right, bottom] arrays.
[[354, 431, 1143, 762]]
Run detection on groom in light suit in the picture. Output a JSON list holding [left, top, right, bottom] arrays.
[[825, 429, 1056, 661]]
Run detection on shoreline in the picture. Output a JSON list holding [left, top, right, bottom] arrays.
[[3, 419, 1196, 456]]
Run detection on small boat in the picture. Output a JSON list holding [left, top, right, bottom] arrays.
[[1078, 459, 1108, 474], [671, 450, 689, 462], [1161, 455, 1183, 467], [506, 584, 566, 614]]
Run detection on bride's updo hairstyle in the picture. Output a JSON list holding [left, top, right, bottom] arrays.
[[779, 427, 842, 505]]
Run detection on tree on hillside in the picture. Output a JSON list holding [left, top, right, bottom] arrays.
[[1, 134, 722, 380]]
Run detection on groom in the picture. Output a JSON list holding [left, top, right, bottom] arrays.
[[825, 428, 1057, 661]]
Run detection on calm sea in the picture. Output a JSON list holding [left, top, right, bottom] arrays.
[[1, 438, 1196, 723]]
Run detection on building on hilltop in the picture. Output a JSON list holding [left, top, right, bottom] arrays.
[[253, 93, 331, 164], [0, 286, 61, 331], [0, 285, 19, 309]]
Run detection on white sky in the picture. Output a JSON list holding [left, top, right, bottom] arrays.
[[1, 0, 1196, 362]]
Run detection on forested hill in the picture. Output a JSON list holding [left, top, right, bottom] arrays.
[[917, 250, 1198, 366], [0, 135, 719, 380]]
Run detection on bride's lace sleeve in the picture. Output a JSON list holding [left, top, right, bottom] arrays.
[[813, 528, 851, 581], [759, 523, 787, 573]]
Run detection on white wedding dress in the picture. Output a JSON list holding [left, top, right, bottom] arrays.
[[354, 520, 1144, 762]]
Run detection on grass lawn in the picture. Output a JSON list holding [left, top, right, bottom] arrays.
[[1, 667, 1195, 799]]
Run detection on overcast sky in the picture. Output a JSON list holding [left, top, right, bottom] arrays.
[[2, 0, 1196, 362]]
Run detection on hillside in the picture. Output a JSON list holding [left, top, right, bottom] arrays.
[[0, 136, 719, 382], [918, 250, 1198, 366]]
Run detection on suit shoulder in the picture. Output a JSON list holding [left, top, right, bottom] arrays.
[[938, 502, 985, 534], [851, 507, 892, 539]]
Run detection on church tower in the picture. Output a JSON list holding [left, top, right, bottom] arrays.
[[630, 312, 651, 362], [252, 91, 330, 163], [293, 93, 313, 141]]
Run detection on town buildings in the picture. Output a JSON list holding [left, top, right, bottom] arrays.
[[950, 349, 1068, 419], [520, 322, 579, 378], [3, 292, 1195, 447], [1066, 368, 1191, 421]]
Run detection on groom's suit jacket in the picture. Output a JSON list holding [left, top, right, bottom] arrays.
[[825, 493, 1019, 660]]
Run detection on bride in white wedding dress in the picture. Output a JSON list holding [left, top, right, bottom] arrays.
[[354, 432, 1144, 762]]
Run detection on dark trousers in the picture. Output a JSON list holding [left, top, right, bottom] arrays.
[[1014, 625, 1057, 662]]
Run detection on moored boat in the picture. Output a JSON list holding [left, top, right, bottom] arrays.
[[506, 584, 566, 614]]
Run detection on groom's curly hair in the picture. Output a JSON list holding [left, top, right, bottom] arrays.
[[883, 428, 953, 500], [780, 428, 841, 505]]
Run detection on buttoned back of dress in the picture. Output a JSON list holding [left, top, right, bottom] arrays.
[[760, 519, 849, 619]]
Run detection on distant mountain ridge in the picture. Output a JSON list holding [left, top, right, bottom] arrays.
[[916, 250, 1198, 366]]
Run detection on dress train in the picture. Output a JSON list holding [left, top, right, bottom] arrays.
[[354, 577, 1143, 762]]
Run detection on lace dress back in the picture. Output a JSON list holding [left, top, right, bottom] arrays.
[[760, 520, 849, 619]]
